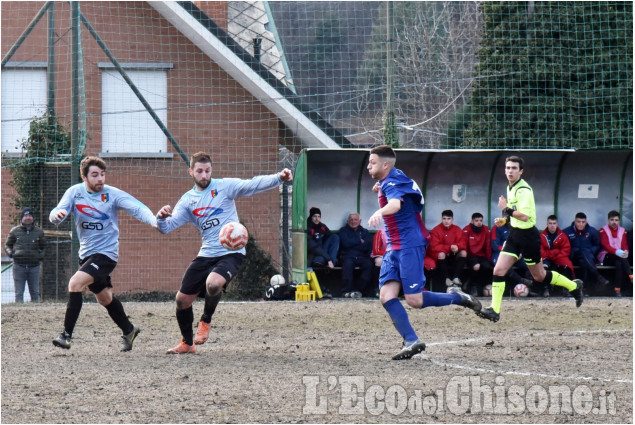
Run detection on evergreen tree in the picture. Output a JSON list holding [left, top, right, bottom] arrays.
[[464, 2, 633, 149]]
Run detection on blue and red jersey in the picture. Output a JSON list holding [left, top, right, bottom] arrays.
[[377, 168, 427, 251]]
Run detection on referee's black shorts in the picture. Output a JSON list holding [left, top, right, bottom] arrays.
[[501, 226, 542, 265]]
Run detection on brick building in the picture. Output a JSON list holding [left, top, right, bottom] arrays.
[[1, 1, 346, 298]]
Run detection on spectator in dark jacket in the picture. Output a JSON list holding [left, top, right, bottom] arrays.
[[338, 212, 373, 298], [306, 207, 339, 269], [4, 208, 46, 302], [563, 212, 608, 292]]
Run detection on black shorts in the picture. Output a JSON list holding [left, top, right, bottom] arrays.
[[79, 254, 117, 294], [501, 226, 542, 265], [180, 254, 245, 297]]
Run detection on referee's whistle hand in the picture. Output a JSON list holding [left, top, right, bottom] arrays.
[[498, 195, 507, 209]]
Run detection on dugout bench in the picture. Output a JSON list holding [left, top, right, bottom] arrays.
[[291, 149, 633, 293]]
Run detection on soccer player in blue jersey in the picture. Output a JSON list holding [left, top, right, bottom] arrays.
[[157, 152, 293, 354], [367, 145, 482, 360], [50, 157, 157, 351]]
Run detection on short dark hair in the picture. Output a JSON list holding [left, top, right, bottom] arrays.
[[471, 212, 483, 220], [190, 152, 212, 169], [575, 212, 587, 220], [505, 155, 524, 170], [547, 214, 558, 221], [442, 209, 454, 218], [370, 145, 396, 160], [80, 156, 106, 179], [608, 210, 620, 219]]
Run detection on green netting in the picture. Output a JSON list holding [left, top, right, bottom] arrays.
[[2, 2, 631, 166]]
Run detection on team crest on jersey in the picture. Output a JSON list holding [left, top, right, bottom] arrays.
[[101, 193, 109, 203], [211, 189, 218, 198]]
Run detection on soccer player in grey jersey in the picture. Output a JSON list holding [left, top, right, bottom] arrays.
[[157, 151, 293, 354], [50, 156, 157, 351]]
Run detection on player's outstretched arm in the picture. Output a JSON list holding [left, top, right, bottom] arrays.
[[116, 190, 157, 228], [156, 202, 190, 234], [229, 170, 292, 199]]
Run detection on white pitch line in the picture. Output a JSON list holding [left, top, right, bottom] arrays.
[[426, 328, 630, 347], [420, 328, 633, 384]]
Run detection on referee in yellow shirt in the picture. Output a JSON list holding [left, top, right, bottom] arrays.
[[477, 156, 583, 322]]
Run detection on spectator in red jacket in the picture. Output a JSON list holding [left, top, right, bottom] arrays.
[[462, 212, 492, 296], [598, 210, 630, 297], [371, 228, 387, 268], [540, 215, 575, 297], [429, 210, 467, 288]]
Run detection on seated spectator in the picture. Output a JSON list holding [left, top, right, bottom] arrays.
[[371, 228, 387, 268], [306, 207, 339, 269], [540, 215, 575, 297], [462, 212, 492, 296], [429, 210, 467, 288], [338, 212, 373, 298], [370, 229, 387, 297], [563, 212, 608, 293], [492, 220, 533, 290], [422, 227, 435, 290], [598, 210, 631, 297]]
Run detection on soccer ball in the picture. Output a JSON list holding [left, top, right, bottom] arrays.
[[514, 283, 529, 297], [270, 274, 285, 286], [219, 222, 248, 250], [483, 284, 492, 297]]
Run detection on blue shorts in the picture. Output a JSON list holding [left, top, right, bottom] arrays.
[[378, 246, 426, 295]]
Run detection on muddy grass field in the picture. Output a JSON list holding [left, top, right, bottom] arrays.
[[1, 297, 632, 424]]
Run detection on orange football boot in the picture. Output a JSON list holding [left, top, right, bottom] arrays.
[[194, 321, 211, 345], [166, 339, 196, 354]]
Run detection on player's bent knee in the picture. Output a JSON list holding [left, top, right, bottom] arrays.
[[68, 279, 87, 293], [206, 282, 223, 296], [404, 294, 423, 309]]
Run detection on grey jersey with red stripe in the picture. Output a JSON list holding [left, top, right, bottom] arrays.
[[49, 183, 157, 261], [157, 174, 282, 258]]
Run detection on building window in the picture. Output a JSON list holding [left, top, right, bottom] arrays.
[[1, 67, 47, 154], [101, 64, 171, 154]]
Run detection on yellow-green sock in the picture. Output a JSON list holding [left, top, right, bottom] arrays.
[[549, 271, 577, 292], [490, 276, 506, 314]]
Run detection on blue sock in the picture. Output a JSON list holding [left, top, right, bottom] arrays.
[[422, 291, 461, 308], [382, 298, 418, 343]]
